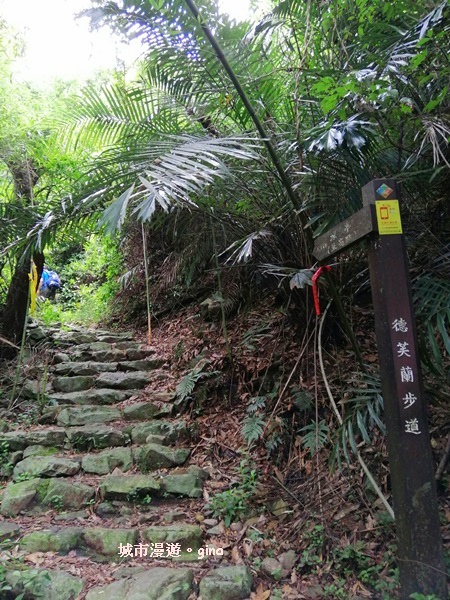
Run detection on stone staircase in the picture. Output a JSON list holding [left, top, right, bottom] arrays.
[[0, 327, 252, 600]]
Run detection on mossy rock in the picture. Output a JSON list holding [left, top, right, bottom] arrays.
[[199, 566, 252, 600], [83, 527, 138, 556], [21, 527, 83, 553]]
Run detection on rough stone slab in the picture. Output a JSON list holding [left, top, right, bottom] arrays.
[[0, 478, 41, 516], [126, 348, 158, 361], [142, 524, 202, 556], [161, 474, 202, 498], [42, 479, 94, 510], [54, 361, 118, 376], [0, 521, 21, 541], [73, 341, 111, 352], [90, 349, 127, 362], [137, 444, 190, 470], [20, 527, 83, 553], [23, 445, 58, 458], [13, 456, 80, 480], [0, 428, 66, 451], [96, 371, 152, 390], [53, 352, 70, 364], [101, 474, 160, 500], [131, 420, 188, 445], [57, 406, 121, 426], [97, 333, 134, 343], [116, 342, 155, 351], [48, 388, 131, 406], [199, 566, 252, 600], [86, 568, 193, 600], [84, 528, 137, 556], [118, 358, 164, 372], [82, 447, 133, 475], [66, 425, 130, 450], [123, 402, 171, 421], [6, 568, 84, 600], [53, 331, 99, 344], [52, 375, 96, 393]]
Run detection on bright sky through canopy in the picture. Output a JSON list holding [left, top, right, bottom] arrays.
[[0, 0, 252, 85]]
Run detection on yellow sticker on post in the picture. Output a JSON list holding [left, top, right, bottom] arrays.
[[375, 200, 403, 235]]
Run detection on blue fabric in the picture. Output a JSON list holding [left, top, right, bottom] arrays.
[[41, 269, 60, 290]]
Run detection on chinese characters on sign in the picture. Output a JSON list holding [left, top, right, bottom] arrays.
[[391, 318, 421, 435]]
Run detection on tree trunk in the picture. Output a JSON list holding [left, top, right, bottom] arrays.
[[0, 157, 42, 359]]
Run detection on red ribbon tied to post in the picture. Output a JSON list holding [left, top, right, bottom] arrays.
[[312, 266, 331, 316]]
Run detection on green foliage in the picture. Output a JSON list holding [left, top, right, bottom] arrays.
[[47, 495, 64, 511], [0, 440, 12, 477], [174, 362, 219, 407], [300, 421, 330, 457], [241, 413, 266, 445], [37, 234, 123, 326], [209, 459, 258, 527]]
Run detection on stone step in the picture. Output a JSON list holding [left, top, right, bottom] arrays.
[[51, 371, 155, 393], [0, 466, 207, 516], [0, 419, 190, 453], [71, 347, 156, 363], [1, 564, 252, 600], [87, 566, 252, 600], [52, 331, 134, 346], [47, 388, 133, 405], [19, 523, 203, 559], [53, 358, 163, 377], [41, 400, 173, 426], [6, 441, 190, 478]]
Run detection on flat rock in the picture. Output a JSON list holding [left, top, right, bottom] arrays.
[[13, 456, 80, 480], [131, 420, 188, 445], [54, 361, 118, 376], [96, 371, 152, 390], [82, 447, 133, 475], [54, 331, 98, 344], [21, 527, 83, 553], [66, 425, 130, 450], [161, 472, 203, 498], [0, 428, 66, 451], [101, 474, 160, 500], [123, 402, 171, 421], [261, 556, 288, 580], [126, 348, 158, 361], [85, 568, 193, 600], [118, 358, 164, 371], [199, 566, 252, 600], [97, 333, 134, 342], [42, 479, 94, 510], [84, 527, 138, 556], [49, 388, 131, 406], [23, 445, 58, 458], [0, 521, 21, 541], [136, 444, 190, 470], [142, 524, 202, 558], [0, 478, 41, 516], [89, 349, 127, 362], [53, 352, 70, 363], [6, 568, 84, 600], [57, 406, 121, 426], [52, 375, 96, 393]]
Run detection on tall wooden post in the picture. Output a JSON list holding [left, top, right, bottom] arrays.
[[362, 179, 446, 599]]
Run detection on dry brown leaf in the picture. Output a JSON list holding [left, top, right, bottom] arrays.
[[25, 552, 45, 565], [251, 583, 271, 600], [231, 545, 243, 564], [243, 538, 253, 557]]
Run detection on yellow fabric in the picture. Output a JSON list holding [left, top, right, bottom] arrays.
[[29, 262, 39, 315]]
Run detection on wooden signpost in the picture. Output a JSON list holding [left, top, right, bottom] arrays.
[[314, 179, 446, 600]]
